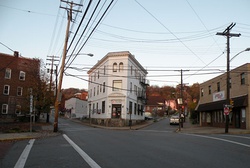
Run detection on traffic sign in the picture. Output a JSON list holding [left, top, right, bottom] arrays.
[[224, 106, 230, 115]]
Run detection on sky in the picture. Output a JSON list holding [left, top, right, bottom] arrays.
[[0, 0, 250, 90]]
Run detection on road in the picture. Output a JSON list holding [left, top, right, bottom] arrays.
[[1, 118, 250, 168]]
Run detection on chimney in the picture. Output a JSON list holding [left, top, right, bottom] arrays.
[[14, 51, 19, 57]]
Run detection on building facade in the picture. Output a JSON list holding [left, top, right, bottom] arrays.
[[87, 51, 149, 127], [0, 52, 40, 119], [196, 63, 250, 130], [65, 97, 88, 118]]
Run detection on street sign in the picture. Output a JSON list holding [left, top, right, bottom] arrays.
[[224, 106, 230, 115]]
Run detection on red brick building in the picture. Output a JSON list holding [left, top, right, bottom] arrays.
[[0, 52, 40, 118]]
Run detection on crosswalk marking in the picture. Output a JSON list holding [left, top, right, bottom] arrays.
[[14, 139, 35, 168], [63, 134, 101, 168]]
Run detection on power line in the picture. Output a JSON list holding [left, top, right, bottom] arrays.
[[134, 0, 206, 65]]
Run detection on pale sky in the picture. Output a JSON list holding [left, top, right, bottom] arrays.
[[1, 0, 250, 89]]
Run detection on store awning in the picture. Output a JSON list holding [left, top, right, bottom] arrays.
[[196, 95, 248, 112]]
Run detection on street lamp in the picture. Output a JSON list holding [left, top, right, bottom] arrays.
[[66, 53, 94, 57], [225, 47, 250, 133], [230, 48, 250, 62], [54, 52, 93, 132]]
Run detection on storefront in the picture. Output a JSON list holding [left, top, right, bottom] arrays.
[[196, 95, 248, 129]]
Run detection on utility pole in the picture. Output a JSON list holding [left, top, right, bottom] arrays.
[[46, 56, 59, 123], [175, 69, 189, 131], [216, 23, 241, 133], [54, 1, 82, 132]]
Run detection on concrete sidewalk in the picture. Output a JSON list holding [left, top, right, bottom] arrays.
[[0, 124, 59, 142], [1, 119, 249, 141], [178, 119, 250, 134]]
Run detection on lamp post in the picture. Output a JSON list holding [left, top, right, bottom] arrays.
[[66, 53, 94, 57], [230, 48, 250, 62], [225, 48, 250, 133]]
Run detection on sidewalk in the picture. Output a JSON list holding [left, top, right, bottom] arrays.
[[1, 119, 249, 141], [0, 124, 59, 142], [178, 119, 250, 134]]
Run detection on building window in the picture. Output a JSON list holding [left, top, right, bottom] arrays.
[[3, 85, 10, 95], [129, 101, 133, 114], [97, 85, 99, 95], [103, 82, 105, 93], [100, 84, 102, 93], [2, 104, 8, 114], [104, 66, 106, 75], [19, 71, 26, 80], [113, 80, 122, 91], [113, 63, 117, 72], [97, 103, 99, 113], [102, 101, 105, 113], [208, 85, 211, 95], [94, 87, 96, 96], [5, 68, 11, 79], [201, 88, 204, 97], [130, 82, 132, 93], [241, 73, 245, 85], [17, 87, 23, 96], [134, 103, 137, 115], [137, 104, 140, 115], [119, 62, 123, 72], [16, 105, 21, 114], [217, 82, 220, 92], [98, 71, 100, 79], [92, 103, 95, 114], [131, 66, 133, 75], [134, 85, 137, 95]]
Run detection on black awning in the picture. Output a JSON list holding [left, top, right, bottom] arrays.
[[196, 95, 248, 112]]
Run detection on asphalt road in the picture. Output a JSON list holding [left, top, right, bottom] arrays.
[[1, 118, 250, 168]]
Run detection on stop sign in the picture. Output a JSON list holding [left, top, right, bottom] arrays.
[[224, 106, 229, 115]]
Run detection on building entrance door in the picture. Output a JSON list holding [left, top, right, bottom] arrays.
[[111, 104, 121, 118], [235, 111, 240, 128]]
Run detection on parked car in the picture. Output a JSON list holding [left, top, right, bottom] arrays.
[[144, 112, 153, 120], [169, 113, 179, 125]]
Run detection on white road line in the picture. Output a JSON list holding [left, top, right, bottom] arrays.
[[185, 134, 250, 148], [14, 139, 35, 168], [219, 134, 250, 139], [63, 134, 101, 168]]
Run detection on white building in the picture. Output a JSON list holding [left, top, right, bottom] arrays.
[[65, 97, 88, 118], [87, 51, 149, 127]]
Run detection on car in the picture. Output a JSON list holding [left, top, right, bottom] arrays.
[[169, 114, 180, 125], [144, 112, 153, 120]]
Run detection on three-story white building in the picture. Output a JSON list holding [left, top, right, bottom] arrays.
[[87, 51, 149, 127]]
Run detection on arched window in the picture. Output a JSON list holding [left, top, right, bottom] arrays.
[[113, 63, 117, 72], [119, 62, 123, 72]]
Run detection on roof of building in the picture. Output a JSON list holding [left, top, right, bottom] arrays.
[[147, 95, 166, 106], [87, 51, 148, 74]]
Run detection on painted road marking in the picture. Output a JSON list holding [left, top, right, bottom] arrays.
[[63, 134, 101, 168], [185, 133, 250, 148], [14, 139, 35, 168]]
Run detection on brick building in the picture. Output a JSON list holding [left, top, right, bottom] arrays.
[[196, 63, 250, 130], [0, 52, 40, 119]]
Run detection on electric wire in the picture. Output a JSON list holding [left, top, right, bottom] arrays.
[[134, 0, 206, 65]]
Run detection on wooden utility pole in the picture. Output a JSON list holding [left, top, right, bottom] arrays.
[[175, 69, 189, 131], [46, 56, 59, 123], [54, 1, 82, 132], [216, 23, 241, 133]]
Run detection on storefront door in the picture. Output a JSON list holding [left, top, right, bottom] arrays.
[[111, 104, 122, 118]]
